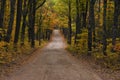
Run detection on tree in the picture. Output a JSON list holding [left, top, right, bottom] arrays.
[[5, 0, 16, 42], [88, 0, 96, 55], [28, 0, 35, 48], [0, 0, 6, 28], [102, 0, 107, 55], [112, 0, 120, 52], [37, 12, 44, 45], [28, 0, 46, 48], [82, 0, 88, 28], [14, 0, 23, 45], [74, 0, 81, 44], [68, 0, 72, 44], [21, 0, 28, 46]]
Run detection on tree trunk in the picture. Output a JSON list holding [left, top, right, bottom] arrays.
[[103, 0, 107, 56], [0, 0, 6, 28], [82, 0, 88, 28], [98, 0, 101, 27], [28, 0, 36, 48], [75, 0, 81, 44], [14, 0, 22, 45], [38, 14, 43, 45], [31, 0, 36, 48], [88, 0, 96, 55], [28, 0, 32, 43], [68, 0, 72, 44], [21, 0, 28, 46], [92, 2, 96, 47], [112, 0, 120, 52], [4, 0, 16, 42]]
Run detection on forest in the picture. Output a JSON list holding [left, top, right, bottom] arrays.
[[0, 0, 120, 80]]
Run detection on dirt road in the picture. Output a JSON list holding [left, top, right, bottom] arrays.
[[2, 30, 103, 80]]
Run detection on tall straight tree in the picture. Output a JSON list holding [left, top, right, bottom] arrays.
[[92, 1, 96, 47], [14, 0, 22, 45], [98, 0, 101, 27], [82, 0, 88, 28], [102, 0, 107, 55], [68, 0, 72, 44], [112, 0, 120, 52], [75, 0, 81, 44], [31, 0, 36, 48], [88, 0, 96, 55], [5, 0, 16, 42], [37, 13, 43, 45], [28, 0, 36, 48], [21, 0, 28, 46], [0, 0, 6, 28]]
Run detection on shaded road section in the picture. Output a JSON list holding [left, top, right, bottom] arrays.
[[3, 30, 103, 80]]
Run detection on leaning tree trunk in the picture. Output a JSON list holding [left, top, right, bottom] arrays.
[[4, 0, 16, 42], [102, 0, 107, 56]]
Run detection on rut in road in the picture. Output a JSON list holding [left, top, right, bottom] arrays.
[[3, 30, 103, 80]]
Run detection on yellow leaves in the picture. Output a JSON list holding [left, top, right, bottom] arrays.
[[0, 41, 10, 48], [0, 40, 47, 65], [0, 41, 6, 48], [0, 42, 24, 64], [0, 52, 13, 64]]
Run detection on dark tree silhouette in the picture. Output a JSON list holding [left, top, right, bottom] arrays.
[[74, 0, 81, 44], [68, 0, 72, 44], [5, 0, 16, 42], [21, 0, 28, 46], [102, 0, 107, 55], [0, 0, 6, 28], [88, 0, 96, 55], [14, 0, 23, 45], [112, 0, 120, 52]]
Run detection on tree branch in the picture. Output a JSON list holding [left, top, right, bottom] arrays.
[[36, 0, 46, 10]]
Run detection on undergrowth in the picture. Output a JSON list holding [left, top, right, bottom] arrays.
[[67, 43, 120, 70], [0, 41, 47, 65]]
